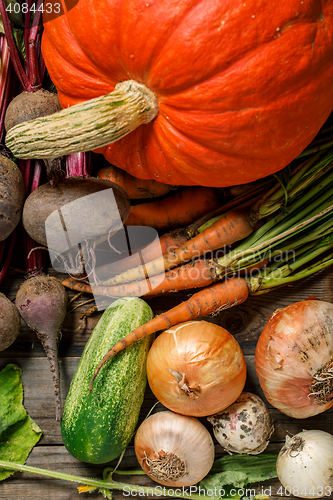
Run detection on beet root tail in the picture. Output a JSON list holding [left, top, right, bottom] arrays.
[[37, 331, 62, 422]]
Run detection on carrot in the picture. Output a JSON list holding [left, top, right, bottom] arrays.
[[63, 258, 219, 296], [85, 192, 258, 281], [126, 177, 271, 262], [110, 184, 266, 270], [124, 186, 222, 229], [89, 277, 250, 391], [134, 178, 269, 260], [104, 209, 257, 286], [97, 164, 174, 199], [87, 189, 222, 279], [62, 276, 92, 293], [142, 228, 189, 261], [61, 227, 191, 293], [107, 227, 189, 275], [62, 255, 270, 296]]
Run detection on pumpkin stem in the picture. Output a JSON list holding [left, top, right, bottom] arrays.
[[5, 80, 159, 159]]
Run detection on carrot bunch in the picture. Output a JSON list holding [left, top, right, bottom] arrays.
[[64, 147, 333, 294], [62, 175, 272, 293]]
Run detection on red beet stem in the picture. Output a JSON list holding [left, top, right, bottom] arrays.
[[27, 0, 43, 90], [18, 159, 45, 274], [0, 230, 16, 285], [65, 152, 91, 177], [0, 0, 30, 90]]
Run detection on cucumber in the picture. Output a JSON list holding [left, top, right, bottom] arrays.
[[60, 297, 154, 464]]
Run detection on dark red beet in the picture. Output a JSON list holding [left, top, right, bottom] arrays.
[[5, 90, 61, 132], [0, 153, 25, 242], [15, 274, 68, 421], [0, 292, 21, 351], [5, 90, 64, 183], [22, 176, 131, 247]]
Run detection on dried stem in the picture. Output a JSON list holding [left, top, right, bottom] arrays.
[[143, 451, 187, 483], [309, 360, 333, 402]]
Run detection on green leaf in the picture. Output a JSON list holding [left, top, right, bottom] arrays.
[[203, 470, 248, 488], [211, 454, 278, 482], [198, 454, 278, 500], [13, 27, 26, 59], [0, 364, 42, 481], [200, 472, 248, 500]]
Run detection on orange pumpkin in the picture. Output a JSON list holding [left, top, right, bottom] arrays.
[[40, 0, 333, 187]]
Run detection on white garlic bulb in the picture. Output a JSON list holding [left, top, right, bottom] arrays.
[[207, 392, 274, 454]]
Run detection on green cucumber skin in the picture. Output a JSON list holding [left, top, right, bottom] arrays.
[[60, 297, 154, 464]]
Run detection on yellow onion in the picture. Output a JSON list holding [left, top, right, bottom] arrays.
[[134, 410, 215, 487], [255, 299, 333, 419], [146, 320, 247, 417]]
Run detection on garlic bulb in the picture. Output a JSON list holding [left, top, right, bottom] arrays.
[[277, 430, 333, 498], [207, 392, 274, 454], [134, 410, 215, 487]]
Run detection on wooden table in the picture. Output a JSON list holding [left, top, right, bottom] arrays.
[[1, 240, 332, 500]]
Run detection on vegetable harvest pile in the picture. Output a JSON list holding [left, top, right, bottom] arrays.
[[0, 0, 333, 499]]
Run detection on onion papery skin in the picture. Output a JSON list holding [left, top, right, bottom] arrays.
[[276, 430, 333, 498], [134, 410, 215, 487], [146, 320, 247, 417], [255, 299, 333, 419]]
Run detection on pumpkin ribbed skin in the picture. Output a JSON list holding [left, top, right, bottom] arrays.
[[42, 0, 333, 187]]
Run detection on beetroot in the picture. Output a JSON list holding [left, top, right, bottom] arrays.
[[0, 292, 21, 351], [5, 90, 63, 183], [5, 90, 61, 131], [0, 154, 25, 242], [22, 176, 131, 247], [15, 274, 68, 421]]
